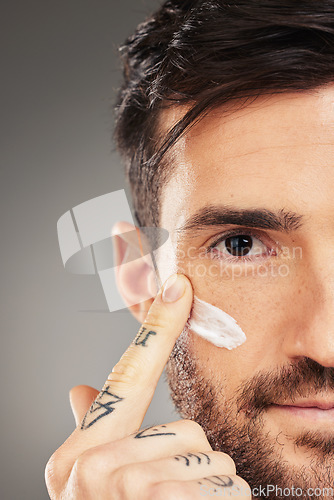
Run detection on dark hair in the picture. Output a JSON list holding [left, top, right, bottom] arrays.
[[114, 0, 334, 227]]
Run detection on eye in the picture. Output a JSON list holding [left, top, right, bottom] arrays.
[[208, 230, 276, 262]]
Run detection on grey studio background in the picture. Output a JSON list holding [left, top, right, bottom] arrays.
[[1, 1, 178, 499]]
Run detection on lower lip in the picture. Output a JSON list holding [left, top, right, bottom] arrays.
[[271, 404, 334, 422]]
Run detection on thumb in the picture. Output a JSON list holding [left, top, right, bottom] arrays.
[[69, 385, 99, 426]]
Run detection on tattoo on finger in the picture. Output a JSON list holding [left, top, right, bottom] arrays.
[[198, 475, 234, 488], [174, 452, 211, 467], [134, 425, 176, 439], [133, 326, 157, 347], [80, 386, 123, 430]]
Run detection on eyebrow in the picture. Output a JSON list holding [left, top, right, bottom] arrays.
[[176, 205, 305, 236]]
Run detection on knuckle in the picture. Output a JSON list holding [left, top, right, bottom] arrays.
[[108, 361, 137, 387], [67, 446, 119, 498], [45, 448, 73, 497], [74, 447, 105, 483], [180, 418, 203, 432], [212, 451, 237, 474], [179, 419, 210, 443], [111, 463, 146, 498], [111, 465, 134, 496], [108, 347, 147, 387], [45, 452, 59, 494], [142, 305, 170, 332]]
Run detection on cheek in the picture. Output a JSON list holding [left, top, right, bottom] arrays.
[[183, 262, 301, 380]]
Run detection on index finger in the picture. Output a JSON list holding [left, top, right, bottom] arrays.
[[60, 274, 193, 458]]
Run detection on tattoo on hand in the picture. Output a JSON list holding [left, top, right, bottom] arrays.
[[175, 454, 190, 466], [204, 476, 234, 488], [133, 326, 157, 347], [81, 386, 123, 430], [174, 452, 211, 467], [134, 424, 176, 439]]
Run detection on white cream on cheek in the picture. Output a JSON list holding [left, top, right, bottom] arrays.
[[187, 295, 247, 349]]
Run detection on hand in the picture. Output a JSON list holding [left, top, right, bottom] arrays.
[[45, 274, 251, 499]]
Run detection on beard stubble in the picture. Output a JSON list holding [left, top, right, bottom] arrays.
[[165, 330, 334, 499]]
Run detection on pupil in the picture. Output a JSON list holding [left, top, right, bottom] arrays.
[[225, 235, 253, 256]]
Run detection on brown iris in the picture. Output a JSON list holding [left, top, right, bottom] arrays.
[[225, 235, 253, 257]]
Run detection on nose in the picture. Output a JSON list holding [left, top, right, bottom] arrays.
[[282, 261, 334, 368]]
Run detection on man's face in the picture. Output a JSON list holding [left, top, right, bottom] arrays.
[[158, 85, 334, 495]]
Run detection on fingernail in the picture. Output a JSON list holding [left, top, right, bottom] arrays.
[[162, 274, 186, 303]]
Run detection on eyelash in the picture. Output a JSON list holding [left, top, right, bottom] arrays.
[[206, 228, 277, 264]]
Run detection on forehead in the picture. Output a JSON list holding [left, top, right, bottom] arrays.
[[159, 85, 334, 232]]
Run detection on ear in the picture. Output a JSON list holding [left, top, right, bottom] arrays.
[[112, 221, 157, 323]]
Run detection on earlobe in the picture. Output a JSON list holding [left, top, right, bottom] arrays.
[[112, 221, 157, 323]]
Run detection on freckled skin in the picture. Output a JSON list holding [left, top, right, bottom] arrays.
[[158, 85, 334, 469]]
